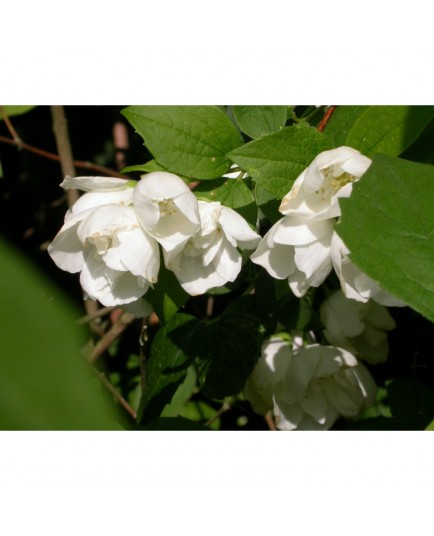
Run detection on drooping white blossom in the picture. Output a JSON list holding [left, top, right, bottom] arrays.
[[166, 200, 261, 295], [133, 171, 200, 256], [320, 289, 396, 364], [48, 176, 160, 307], [244, 337, 377, 431], [251, 146, 403, 305]]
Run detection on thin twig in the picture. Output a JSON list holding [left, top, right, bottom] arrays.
[[89, 312, 136, 363], [317, 105, 337, 133], [139, 317, 149, 391], [77, 306, 116, 325], [50, 106, 100, 324], [113, 121, 129, 171], [91, 366, 137, 420], [205, 401, 231, 427], [264, 412, 277, 431], [0, 134, 128, 178], [0, 107, 23, 144]]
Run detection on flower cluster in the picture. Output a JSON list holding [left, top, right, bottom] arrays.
[[251, 146, 402, 305], [320, 290, 396, 364], [48, 172, 260, 308], [244, 336, 377, 430]]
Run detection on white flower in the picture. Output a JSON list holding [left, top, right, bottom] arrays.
[[331, 232, 405, 306], [133, 171, 200, 256], [48, 176, 160, 307], [251, 214, 334, 297], [244, 337, 377, 430], [166, 200, 260, 295], [320, 289, 396, 364], [279, 146, 372, 220], [251, 146, 404, 304], [251, 147, 371, 297]]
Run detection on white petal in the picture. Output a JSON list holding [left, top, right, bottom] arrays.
[[284, 345, 322, 401], [288, 269, 312, 298], [173, 255, 227, 295], [61, 176, 129, 192], [293, 234, 333, 282], [274, 401, 304, 430], [48, 216, 87, 273], [273, 215, 333, 246], [212, 238, 242, 282], [202, 234, 224, 266], [136, 171, 193, 201], [218, 206, 260, 249], [77, 204, 137, 244], [116, 228, 160, 282], [173, 190, 200, 226], [251, 230, 296, 280], [71, 188, 133, 216]]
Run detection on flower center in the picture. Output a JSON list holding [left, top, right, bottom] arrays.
[[158, 198, 178, 217], [315, 165, 357, 200]]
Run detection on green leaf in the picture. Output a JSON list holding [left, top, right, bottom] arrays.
[[121, 160, 168, 174], [145, 264, 190, 325], [194, 177, 257, 226], [122, 105, 243, 179], [232, 105, 287, 139], [161, 365, 197, 417], [387, 378, 434, 429], [137, 313, 201, 424], [426, 419, 434, 431], [0, 238, 117, 430], [0, 105, 36, 120], [227, 125, 333, 199], [325, 105, 434, 157], [337, 154, 434, 323], [197, 305, 262, 400]]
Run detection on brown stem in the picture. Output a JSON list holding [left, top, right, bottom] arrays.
[[0, 107, 23, 144], [91, 366, 137, 421], [205, 401, 231, 427], [77, 306, 116, 325], [139, 317, 149, 391], [264, 412, 277, 431], [50, 106, 99, 323], [112, 121, 129, 171], [0, 135, 128, 178], [317, 105, 337, 133], [89, 312, 135, 362]]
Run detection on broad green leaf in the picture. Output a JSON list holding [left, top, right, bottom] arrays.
[[145, 264, 190, 325], [387, 378, 434, 429], [227, 125, 333, 199], [122, 105, 243, 179], [325, 105, 434, 157], [197, 305, 262, 400], [137, 313, 201, 424], [337, 154, 434, 323], [0, 238, 117, 430], [232, 105, 287, 139], [0, 105, 35, 119], [121, 160, 167, 174], [194, 177, 257, 226]]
